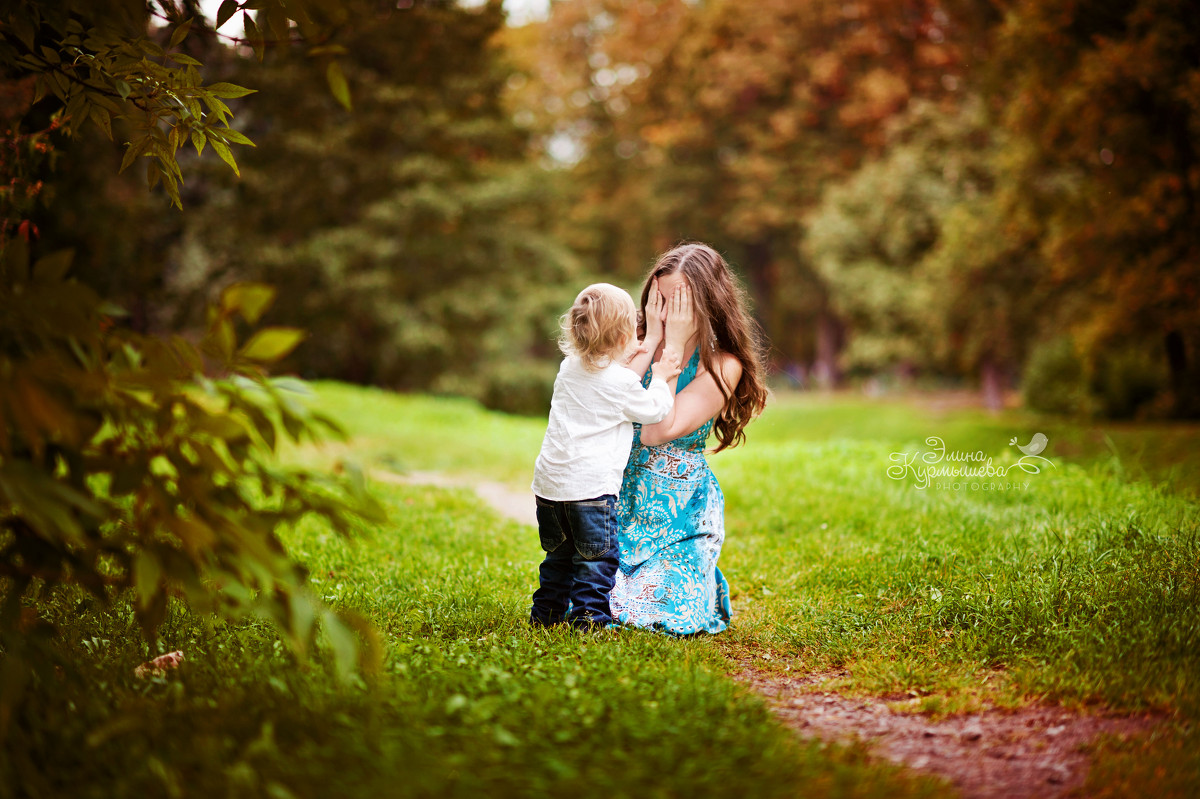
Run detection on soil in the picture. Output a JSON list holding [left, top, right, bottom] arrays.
[[370, 468, 537, 527], [734, 665, 1161, 798], [378, 468, 1164, 797]]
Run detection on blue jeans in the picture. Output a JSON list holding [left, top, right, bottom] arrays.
[[530, 494, 618, 630]]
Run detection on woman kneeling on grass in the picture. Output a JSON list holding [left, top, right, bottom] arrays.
[[613, 243, 769, 635]]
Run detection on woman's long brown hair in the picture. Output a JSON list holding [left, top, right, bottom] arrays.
[[637, 243, 769, 452]]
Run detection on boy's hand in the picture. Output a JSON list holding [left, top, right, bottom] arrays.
[[651, 346, 683, 382], [621, 340, 649, 367]]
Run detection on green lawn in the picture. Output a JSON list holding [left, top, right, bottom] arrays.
[[7, 383, 1199, 798]]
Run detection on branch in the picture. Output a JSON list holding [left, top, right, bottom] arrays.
[[0, 30, 152, 112], [145, 8, 331, 49]]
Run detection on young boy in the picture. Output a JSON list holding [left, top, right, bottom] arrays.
[[530, 283, 681, 630]]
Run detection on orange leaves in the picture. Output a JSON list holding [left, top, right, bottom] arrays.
[[838, 68, 911, 129]]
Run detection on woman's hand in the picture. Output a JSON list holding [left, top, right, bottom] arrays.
[[664, 282, 698, 352], [642, 278, 665, 345]]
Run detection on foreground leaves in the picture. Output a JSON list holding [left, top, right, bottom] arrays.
[[0, 243, 384, 736]]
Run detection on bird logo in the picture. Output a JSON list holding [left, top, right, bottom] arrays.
[[1010, 432, 1048, 457]]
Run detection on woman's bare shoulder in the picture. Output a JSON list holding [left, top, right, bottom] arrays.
[[695, 351, 743, 392]]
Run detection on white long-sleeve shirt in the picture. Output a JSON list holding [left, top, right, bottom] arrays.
[[531, 356, 674, 501]]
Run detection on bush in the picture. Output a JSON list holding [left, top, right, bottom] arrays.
[[1023, 336, 1168, 419], [478, 360, 556, 417], [431, 359, 556, 417], [1090, 346, 1167, 419], [1022, 337, 1086, 415]]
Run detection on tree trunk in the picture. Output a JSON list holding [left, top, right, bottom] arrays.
[[980, 356, 1004, 411], [1165, 330, 1199, 417], [741, 238, 775, 338], [814, 309, 842, 389]]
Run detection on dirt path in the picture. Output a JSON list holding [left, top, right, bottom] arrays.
[[735, 666, 1159, 798], [370, 468, 537, 527], [379, 469, 1160, 797]]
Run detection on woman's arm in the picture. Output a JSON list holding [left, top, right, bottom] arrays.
[[639, 354, 743, 445], [639, 285, 742, 445]]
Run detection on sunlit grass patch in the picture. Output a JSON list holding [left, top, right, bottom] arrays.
[[714, 430, 1200, 714]]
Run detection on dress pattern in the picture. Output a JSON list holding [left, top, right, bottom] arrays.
[[610, 348, 732, 635]]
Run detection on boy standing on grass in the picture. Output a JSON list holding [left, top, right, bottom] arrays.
[[530, 283, 682, 631]]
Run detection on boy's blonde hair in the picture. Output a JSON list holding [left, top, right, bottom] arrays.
[[559, 283, 636, 371]]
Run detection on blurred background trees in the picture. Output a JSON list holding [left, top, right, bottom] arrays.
[[504, 0, 1197, 417], [167, 0, 578, 411], [4, 0, 1198, 425]]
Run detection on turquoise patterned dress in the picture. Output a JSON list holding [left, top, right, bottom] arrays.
[[610, 348, 733, 635]]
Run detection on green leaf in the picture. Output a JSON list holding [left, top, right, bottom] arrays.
[[134, 550, 162, 611], [266, 4, 290, 43], [279, 406, 304, 442], [201, 94, 232, 123], [169, 19, 192, 49], [120, 135, 151, 173], [322, 610, 358, 681], [306, 44, 347, 57], [98, 301, 129, 317], [168, 53, 203, 66], [311, 411, 347, 440], [140, 39, 164, 58], [64, 91, 89, 128], [269, 377, 313, 396], [11, 14, 35, 49], [221, 282, 276, 323], [160, 168, 182, 209], [191, 128, 207, 156], [216, 127, 255, 147], [32, 250, 73, 283], [89, 106, 113, 140], [88, 93, 123, 114], [207, 82, 257, 99], [244, 12, 264, 61], [114, 79, 131, 100], [239, 399, 277, 451], [240, 328, 306, 363], [326, 61, 351, 111], [209, 138, 240, 177], [288, 593, 317, 655], [216, 0, 239, 29], [194, 412, 249, 443], [212, 318, 236, 361]]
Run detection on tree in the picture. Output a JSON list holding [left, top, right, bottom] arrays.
[[808, 97, 1044, 407], [0, 0, 385, 734], [989, 0, 1200, 416], [500, 0, 695, 278], [508, 0, 995, 379], [161, 0, 578, 413]]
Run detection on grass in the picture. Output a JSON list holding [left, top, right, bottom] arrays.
[[6, 382, 1200, 797]]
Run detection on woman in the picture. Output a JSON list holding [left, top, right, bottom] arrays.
[[611, 243, 769, 635]]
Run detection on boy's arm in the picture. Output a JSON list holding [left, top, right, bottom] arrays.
[[622, 347, 682, 424]]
